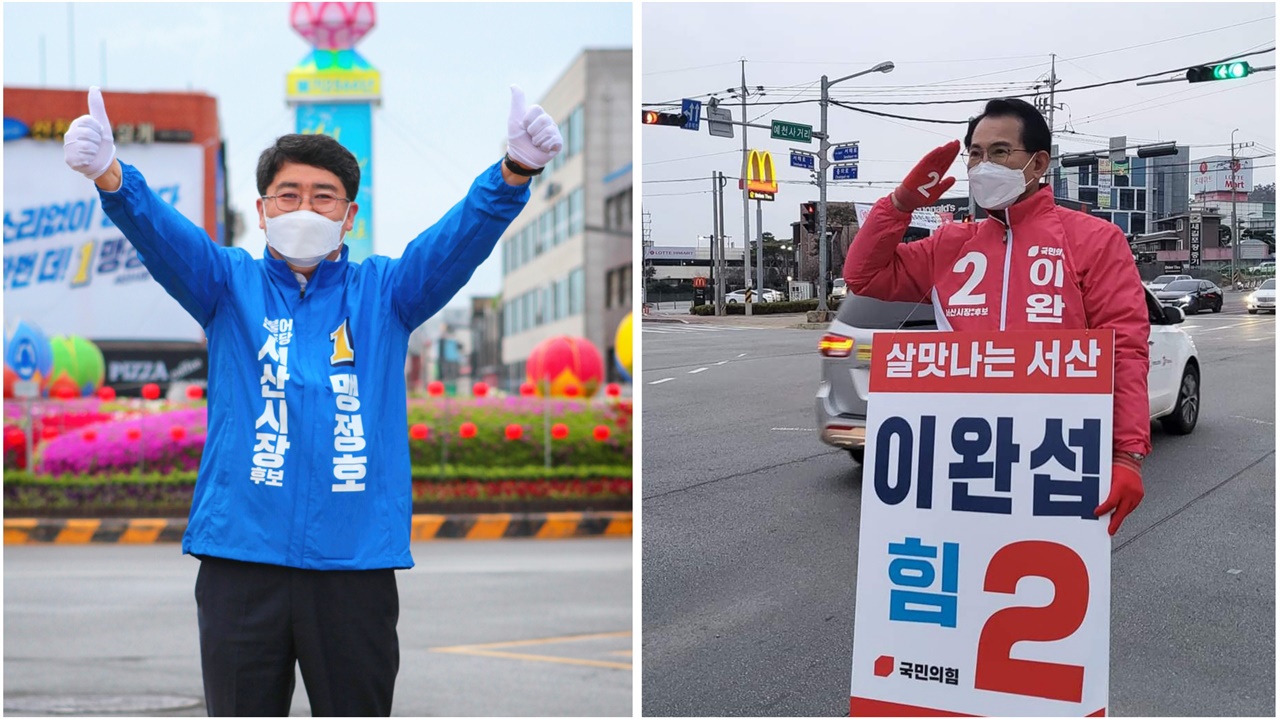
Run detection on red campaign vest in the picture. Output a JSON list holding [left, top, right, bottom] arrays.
[[844, 185, 1152, 456]]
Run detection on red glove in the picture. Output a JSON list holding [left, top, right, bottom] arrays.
[[1094, 452, 1145, 535], [892, 140, 961, 212]]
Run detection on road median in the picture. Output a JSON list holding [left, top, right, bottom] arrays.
[[4, 511, 632, 544]]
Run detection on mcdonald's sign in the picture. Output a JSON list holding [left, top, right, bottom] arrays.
[[746, 149, 778, 195]]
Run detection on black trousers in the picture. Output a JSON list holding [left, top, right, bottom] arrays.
[[194, 556, 400, 717]]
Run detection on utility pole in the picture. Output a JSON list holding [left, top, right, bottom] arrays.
[[818, 76, 833, 315], [717, 171, 728, 317], [756, 199, 764, 298], [739, 59, 753, 316], [710, 174, 720, 315], [641, 208, 652, 308], [1231, 128, 1239, 280]]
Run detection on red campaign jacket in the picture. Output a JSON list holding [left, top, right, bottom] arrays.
[[843, 185, 1151, 456]]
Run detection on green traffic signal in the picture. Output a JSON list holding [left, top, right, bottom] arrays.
[[1188, 61, 1251, 83]]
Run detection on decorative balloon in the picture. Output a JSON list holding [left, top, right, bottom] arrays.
[[613, 312, 633, 381], [47, 335, 105, 397], [4, 321, 55, 396], [526, 335, 605, 398]]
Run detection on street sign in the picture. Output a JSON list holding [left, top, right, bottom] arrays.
[[790, 151, 814, 170], [707, 107, 734, 138], [832, 163, 859, 180], [771, 119, 813, 144], [681, 98, 702, 131], [850, 329, 1115, 717], [833, 143, 860, 162]]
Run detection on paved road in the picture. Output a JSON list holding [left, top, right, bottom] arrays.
[[642, 311, 1275, 716], [5, 539, 632, 717]]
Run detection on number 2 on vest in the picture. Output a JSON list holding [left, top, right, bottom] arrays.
[[949, 252, 987, 306]]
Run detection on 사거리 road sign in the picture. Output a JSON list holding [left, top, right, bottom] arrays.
[[832, 163, 859, 180], [850, 330, 1115, 717], [791, 151, 814, 170], [833, 143, 860, 162], [681, 98, 702, 131], [771, 119, 812, 144]]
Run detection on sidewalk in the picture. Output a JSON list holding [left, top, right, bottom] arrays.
[[644, 308, 828, 330]]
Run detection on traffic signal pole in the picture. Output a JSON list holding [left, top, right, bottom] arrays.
[[740, 60, 753, 317], [818, 74, 831, 316]]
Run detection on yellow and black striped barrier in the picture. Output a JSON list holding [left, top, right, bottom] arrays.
[[4, 512, 632, 545]]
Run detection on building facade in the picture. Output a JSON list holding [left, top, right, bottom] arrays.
[[499, 48, 632, 387], [1051, 145, 1193, 235]]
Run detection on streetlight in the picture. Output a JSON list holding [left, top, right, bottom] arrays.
[[817, 61, 895, 318]]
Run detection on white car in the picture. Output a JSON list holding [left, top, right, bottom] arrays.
[[1246, 277, 1276, 314], [815, 287, 1201, 463], [1145, 274, 1193, 292], [1249, 261, 1276, 276], [831, 278, 848, 297], [726, 288, 782, 303]]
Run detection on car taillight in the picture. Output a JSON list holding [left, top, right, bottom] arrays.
[[820, 333, 854, 358]]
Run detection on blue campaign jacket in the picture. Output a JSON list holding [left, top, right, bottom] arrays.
[[100, 160, 529, 569]]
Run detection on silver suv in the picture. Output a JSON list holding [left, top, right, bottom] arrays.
[[815, 288, 1200, 464]]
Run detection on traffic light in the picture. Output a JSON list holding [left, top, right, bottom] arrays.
[[1059, 153, 1100, 168], [801, 201, 817, 234], [642, 110, 685, 127], [1136, 142, 1180, 158], [1186, 61, 1251, 83]]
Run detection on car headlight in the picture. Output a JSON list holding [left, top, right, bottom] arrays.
[[1176, 295, 1192, 304], [1247, 292, 1258, 305]]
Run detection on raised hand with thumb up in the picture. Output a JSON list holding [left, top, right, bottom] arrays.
[[505, 85, 563, 171], [63, 86, 117, 181]]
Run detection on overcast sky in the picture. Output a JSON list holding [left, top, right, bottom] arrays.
[[642, 2, 1276, 250], [3, 2, 632, 311]]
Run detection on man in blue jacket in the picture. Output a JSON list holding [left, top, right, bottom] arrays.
[[64, 85, 562, 717]]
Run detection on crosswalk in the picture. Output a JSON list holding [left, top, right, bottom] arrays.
[[642, 323, 773, 334]]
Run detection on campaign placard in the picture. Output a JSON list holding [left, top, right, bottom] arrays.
[[850, 330, 1115, 717]]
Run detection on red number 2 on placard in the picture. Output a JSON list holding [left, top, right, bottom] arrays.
[[975, 541, 1088, 703]]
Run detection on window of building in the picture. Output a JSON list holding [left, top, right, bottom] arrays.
[[569, 267, 584, 316], [1113, 212, 1130, 234], [555, 199, 569, 246], [557, 277, 568, 321], [521, 225, 532, 267], [539, 211, 553, 254], [606, 270, 616, 310], [617, 264, 631, 308], [1079, 187, 1098, 207], [569, 105, 585, 157], [1136, 191, 1146, 212], [1132, 214, 1146, 234], [1119, 189, 1135, 211], [569, 187, 584, 237], [1114, 172, 1129, 188]]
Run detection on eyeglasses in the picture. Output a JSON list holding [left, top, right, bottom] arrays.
[[963, 147, 1031, 166], [261, 192, 351, 213]]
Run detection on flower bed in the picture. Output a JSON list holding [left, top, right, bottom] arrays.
[[4, 466, 632, 517], [405, 396, 631, 468], [13, 397, 631, 476]]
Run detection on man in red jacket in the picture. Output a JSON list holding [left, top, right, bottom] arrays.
[[844, 97, 1146, 535]]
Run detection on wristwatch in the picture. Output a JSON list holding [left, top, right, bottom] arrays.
[[504, 154, 543, 177]]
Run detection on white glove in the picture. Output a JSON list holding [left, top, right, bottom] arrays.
[[63, 86, 116, 180], [506, 85, 563, 170]]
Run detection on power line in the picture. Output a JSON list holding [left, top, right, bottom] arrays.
[[643, 150, 740, 166]]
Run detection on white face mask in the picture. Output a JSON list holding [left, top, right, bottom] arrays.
[[968, 156, 1035, 211], [263, 208, 348, 268]]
